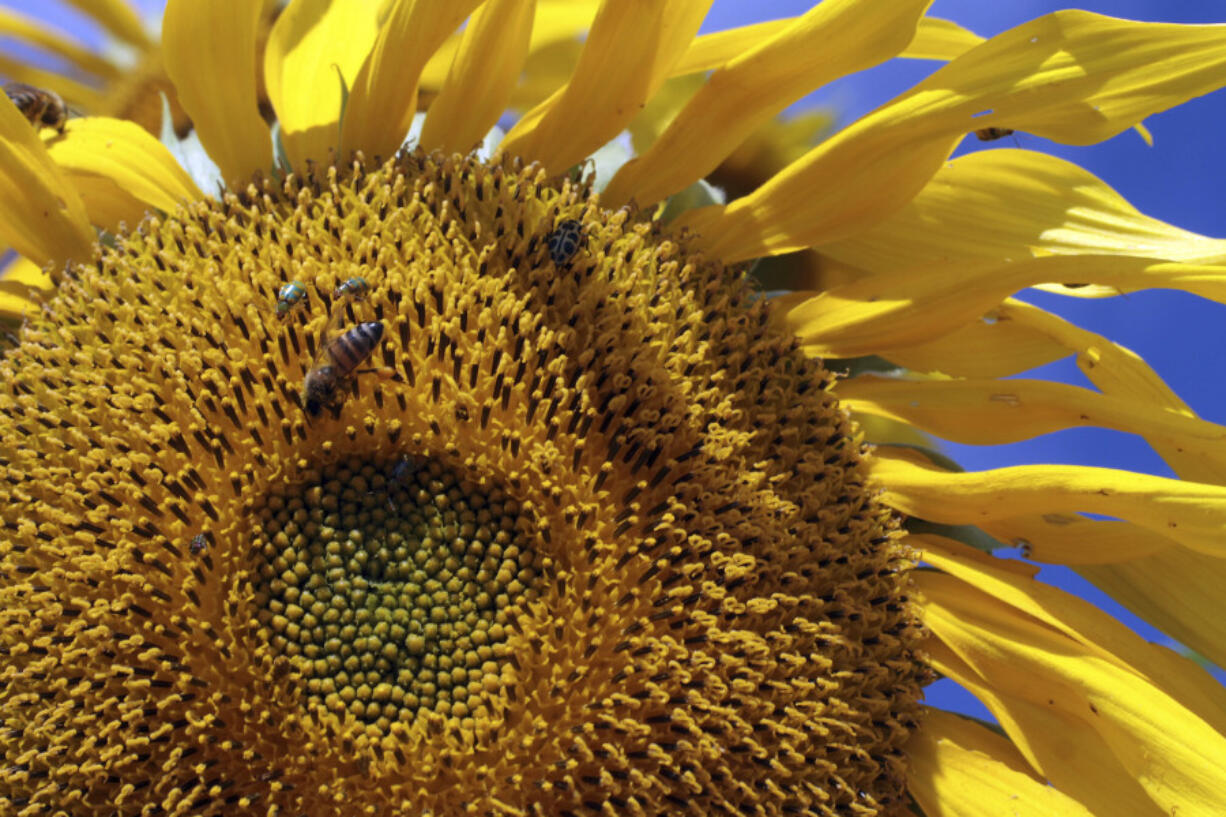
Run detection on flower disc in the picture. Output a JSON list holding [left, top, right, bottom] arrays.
[[0, 152, 925, 815]]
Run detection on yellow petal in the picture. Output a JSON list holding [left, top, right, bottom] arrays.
[[877, 310, 1069, 378], [264, 0, 382, 170], [64, 0, 151, 47], [873, 452, 1226, 558], [979, 514, 1174, 565], [673, 15, 977, 79], [921, 538, 1226, 705], [788, 254, 1226, 358], [924, 636, 1170, 817], [0, 8, 120, 81], [917, 549, 1226, 815], [419, 0, 535, 153], [0, 96, 93, 269], [1081, 550, 1226, 676], [820, 149, 1226, 274], [996, 302, 1226, 668], [603, 0, 930, 207], [678, 11, 1226, 262], [163, 0, 272, 184], [1004, 300, 1225, 484], [782, 256, 1057, 357], [838, 376, 1226, 465], [672, 18, 792, 75], [499, 0, 712, 173], [419, 0, 599, 105], [907, 709, 1095, 817], [0, 255, 53, 321], [900, 17, 983, 60], [341, 0, 484, 161], [45, 117, 202, 232]]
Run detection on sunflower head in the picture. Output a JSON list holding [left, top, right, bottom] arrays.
[[0, 149, 925, 814]]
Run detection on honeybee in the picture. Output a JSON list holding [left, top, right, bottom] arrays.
[[4, 82, 67, 133], [333, 277, 369, 300], [975, 127, 1015, 141], [301, 320, 385, 416], [276, 281, 307, 318], [546, 219, 585, 267]]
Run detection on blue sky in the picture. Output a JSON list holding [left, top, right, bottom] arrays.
[[6, 0, 1225, 719]]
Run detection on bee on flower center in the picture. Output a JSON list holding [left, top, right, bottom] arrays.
[[333, 276, 369, 300], [4, 81, 68, 133], [301, 321, 385, 417], [275, 281, 307, 318], [546, 219, 585, 268]]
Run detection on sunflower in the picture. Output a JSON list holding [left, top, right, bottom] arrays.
[[2, 1, 1226, 815]]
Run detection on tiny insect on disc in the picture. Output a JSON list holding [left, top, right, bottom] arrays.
[[333, 277, 370, 300], [276, 281, 307, 317], [546, 219, 585, 267]]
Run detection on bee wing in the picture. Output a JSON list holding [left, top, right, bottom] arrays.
[[307, 301, 347, 372]]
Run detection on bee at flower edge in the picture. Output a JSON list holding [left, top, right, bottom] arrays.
[[974, 126, 1015, 141], [3, 81, 68, 133]]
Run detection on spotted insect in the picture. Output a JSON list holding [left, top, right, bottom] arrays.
[[333, 276, 369, 300], [189, 534, 207, 555], [546, 219, 585, 267], [4, 81, 67, 133], [276, 281, 307, 318], [974, 127, 1015, 141], [302, 320, 385, 416]]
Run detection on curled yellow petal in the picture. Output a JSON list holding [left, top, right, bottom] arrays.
[[1004, 300, 1224, 484], [917, 546, 1226, 816], [877, 310, 1069, 378], [782, 256, 1054, 358], [1081, 549, 1226, 674], [678, 11, 1226, 262], [499, 0, 712, 173], [264, 0, 382, 169], [604, 0, 930, 208], [907, 708, 1095, 817], [0, 8, 119, 80], [419, 0, 535, 153], [675, 15, 977, 79], [788, 254, 1226, 358], [979, 514, 1174, 565], [0, 96, 93, 270], [923, 636, 1168, 817], [163, 0, 272, 184], [873, 452, 1226, 558], [419, 0, 599, 105], [839, 375, 1226, 461], [342, 0, 484, 161], [0, 255, 53, 321], [901, 17, 983, 60], [45, 117, 202, 232], [672, 18, 791, 75], [820, 149, 1226, 274]]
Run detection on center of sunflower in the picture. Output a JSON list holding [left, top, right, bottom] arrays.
[[251, 455, 540, 732]]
